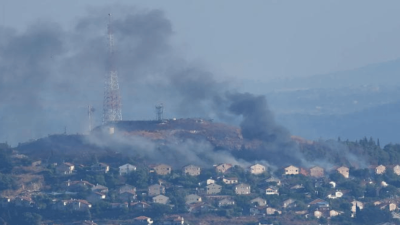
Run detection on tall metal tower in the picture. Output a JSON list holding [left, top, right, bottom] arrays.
[[155, 103, 164, 121], [103, 13, 122, 124]]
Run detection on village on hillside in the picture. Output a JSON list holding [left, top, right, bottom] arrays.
[[1, 143, 400, 225]]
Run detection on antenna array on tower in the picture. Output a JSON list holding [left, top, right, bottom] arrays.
[[103, 14, 122, 124]]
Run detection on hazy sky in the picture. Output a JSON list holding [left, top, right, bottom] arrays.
[[3, 0, 400, 82]]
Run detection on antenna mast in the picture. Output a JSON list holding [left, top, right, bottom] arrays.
[[103, 13, 122, 124], [155, 103, 164, 121]]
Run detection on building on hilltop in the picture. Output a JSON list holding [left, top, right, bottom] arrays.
[[182, 165, 201, 176], [119, 163, 136, 175], [284, 165, 299, 175]]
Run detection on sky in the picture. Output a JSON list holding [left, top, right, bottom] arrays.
[[1, 0, 400, 145], [3, 0, 400, 82]]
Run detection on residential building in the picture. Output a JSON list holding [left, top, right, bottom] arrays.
[[310, 166, 324, 178], [206, 179, 215, 185], [218, 198, 235, 207], [56, 162, 75, 175], [284, 165, 299, 175], [283, 199, 296, 208], [328, 191, 343, 199], [375, 165, 386, 174], [185, 194, 202, 205], [148, 184, 166, 197], [131, 201, 151, 210], [133, 216, 153, 225], [91, 163, 109, 173], [206, 183, 222, 195], [337, 166, 349, 178], [183, 165, 201, 176], [153, 195, 169, 205], [330, 210, 342, 217], [15, 196, 34, 207], [91, 184, 108, 193], [250, 205, 268, 215], [351, 200, 364, 213], [119, 190, 137, 201], [119, 184, 136, 194], [266, 207, 281, 215], [215, 163, 233, 173], [266, 177, 281, 186], [394, 165, 400, 175], [251, 197, 267, 207], [265, 187, 279, 195], [71, 199, 92, 211], [223, 177, 238, 185], [314, 210, 322, 218], [249, 164, 266, 175], [235, 183, 251, 195], [66, 180, 94, 191], [119, 163, 136, 175], [151, 164, 172, 175]]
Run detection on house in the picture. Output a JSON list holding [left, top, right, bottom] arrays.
[[351, 200, 364, 213], [91, 163, 109, 173], [133, 216, 153, 225], [14, 196, 34, 207], [308, 199, 325, 207], [250, 205, 268, 215], [162, 215, 184, 225], [118, 190, 137, 201], [152, 195, 169, 205], [91, 184, 108, 193], [394, 165, 400, 175], [148, 184, 166, 197], [330, 210, 342, 217], [131, 201, 151, 210], [249, 164, 266, 175], [71, 199, 92, 211], [187, 202, 215, 214], [265, 187, 279, 195], [119, 184, 136, 194], [266, 177, 281, 186], [150, 164, 172, 175], [119, 163, 136, 175], [56, 162, 75, 175], [215, 163, 233, 173], [206, 183, 222, 195], [251, 197, 267, 207], [300, 168, 309, 176], [375, 165, 386, 174], [223, 177, 238, 185], [235, 183, 251, 195], [218, 198, 235, 207], [290, 184, 305, 193], [88, 192, 106, 202], [327, 191, 343, 199], [185, 194, 202, 205], [284, 165, 299, 175], [314, 210, 322, 218], [207, 179, 215, 185], [337, 166, 349, 178], [266, 207, 281, 215], [316, 201, 330, 211], [183, 165, 201, 176], [66, 180, 94, 191], [310, 166, 324, 178], [282, 198, 296, 208]]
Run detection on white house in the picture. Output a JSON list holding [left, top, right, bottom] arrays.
[[119, 164, 137, 175]]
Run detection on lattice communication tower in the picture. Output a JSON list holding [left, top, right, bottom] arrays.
[[103, 14, 122, 124]]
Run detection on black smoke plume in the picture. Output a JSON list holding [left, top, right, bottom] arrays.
[[2, 5, 304, 168]]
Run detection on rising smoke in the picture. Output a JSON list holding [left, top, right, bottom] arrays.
[[0, 5, 354, 169]]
